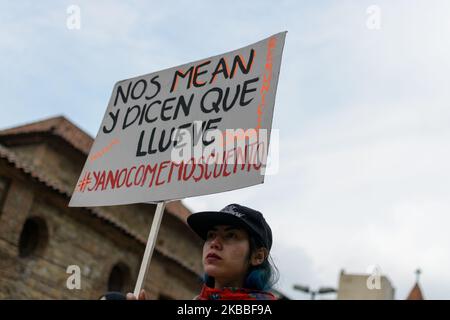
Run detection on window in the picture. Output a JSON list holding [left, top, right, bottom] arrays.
[[107, 262, 131, 292], [0, 176, 10, 214], [18, 217, 49, 258]]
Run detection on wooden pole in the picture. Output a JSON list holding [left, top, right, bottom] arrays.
[[133, 201, 166, 297]]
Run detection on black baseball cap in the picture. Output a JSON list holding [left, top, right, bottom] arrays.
[[187, 204, 272, 250]]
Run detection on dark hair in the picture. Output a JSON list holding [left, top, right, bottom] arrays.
[[203, 233, 279, 291], [243, 236, 278, 291]]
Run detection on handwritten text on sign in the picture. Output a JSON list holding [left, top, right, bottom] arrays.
[[69, 32, 286, 207]]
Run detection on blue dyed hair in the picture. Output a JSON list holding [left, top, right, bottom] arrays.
[[203, 234, 279, 291]]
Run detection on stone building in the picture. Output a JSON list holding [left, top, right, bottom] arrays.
[[0, 116, 203, 299], [336, 269, 395, 300]]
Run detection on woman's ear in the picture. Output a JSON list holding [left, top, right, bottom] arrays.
[[250, 247, 268, 267]]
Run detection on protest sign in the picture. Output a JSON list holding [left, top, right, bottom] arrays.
[[69, 32, 286, 207]]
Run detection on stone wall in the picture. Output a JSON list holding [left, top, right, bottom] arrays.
[[0, 137, 204, 299]]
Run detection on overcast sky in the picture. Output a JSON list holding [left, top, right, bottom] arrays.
[[1, 0, 449, 299]]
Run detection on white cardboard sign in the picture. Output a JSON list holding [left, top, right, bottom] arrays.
[[69, 32, 286, 207]]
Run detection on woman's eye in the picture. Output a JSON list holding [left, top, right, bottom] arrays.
[[225, 232, 236, 239], [206, 232, 216, 240]]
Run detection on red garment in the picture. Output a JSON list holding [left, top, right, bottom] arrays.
[[197, 285, 276, 300]]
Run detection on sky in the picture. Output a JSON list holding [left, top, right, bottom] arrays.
[[1, 0, 449, 299]]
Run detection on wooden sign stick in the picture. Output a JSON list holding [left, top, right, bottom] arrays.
[[133, 201, 166, 297]]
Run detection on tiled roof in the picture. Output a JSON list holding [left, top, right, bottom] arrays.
[[406, 283, 424, 300], [0, 115, 93, 154]]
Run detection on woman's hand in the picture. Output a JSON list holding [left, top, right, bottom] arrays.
[[126, 289, 148, 300]]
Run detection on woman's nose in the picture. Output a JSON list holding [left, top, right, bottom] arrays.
[[209, 236, 222, 249]]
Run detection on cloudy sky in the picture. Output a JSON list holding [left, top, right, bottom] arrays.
[[1, 0, 449, 299]]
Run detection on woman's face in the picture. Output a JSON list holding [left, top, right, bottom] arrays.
[[202, 225, 250, 287]]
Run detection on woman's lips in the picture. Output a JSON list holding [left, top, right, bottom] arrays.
[[205, 253, 222, 263]]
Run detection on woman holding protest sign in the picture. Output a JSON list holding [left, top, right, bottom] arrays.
[[122, 203, 278, 300], [187, 203, 278, 300]]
